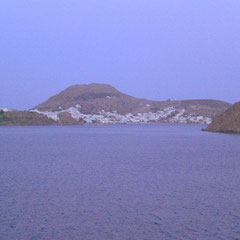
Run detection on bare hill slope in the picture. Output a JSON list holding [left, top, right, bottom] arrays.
[[205, 102, 240, 133]]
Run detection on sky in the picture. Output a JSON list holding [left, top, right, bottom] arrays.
[[1, 0, 240, 110]]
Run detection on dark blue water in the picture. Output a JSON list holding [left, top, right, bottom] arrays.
[[0, 124, 240, 240]]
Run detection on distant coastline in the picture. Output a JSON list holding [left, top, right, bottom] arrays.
[[0, 83, 231, 126]]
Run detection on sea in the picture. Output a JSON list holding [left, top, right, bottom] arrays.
[[0, 124, 240, 240]]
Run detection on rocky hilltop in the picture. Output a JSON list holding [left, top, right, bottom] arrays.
[[1, 83, 231, 126], [205, 101, 240, 133]]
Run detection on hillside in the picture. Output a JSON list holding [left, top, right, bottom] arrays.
[[34, 84, 148, 114], [205, 102, 240, 133], [0, 84, 231, 125], [31, 83, 231, 125], [0, 110, 56, 126]]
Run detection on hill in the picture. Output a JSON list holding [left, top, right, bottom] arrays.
[[31, 83, 231, 124], [0, 109, 56, 126], [204, 102, 240, 133]]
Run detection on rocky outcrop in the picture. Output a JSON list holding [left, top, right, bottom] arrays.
[[204, 102, 240, 133]]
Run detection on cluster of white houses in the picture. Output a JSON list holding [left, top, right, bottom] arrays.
[[31, 106, 212, 124]]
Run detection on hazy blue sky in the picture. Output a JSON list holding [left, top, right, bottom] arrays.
[[1, 0, 240, 109]]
